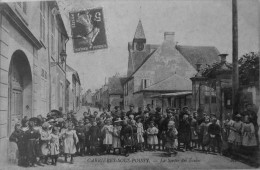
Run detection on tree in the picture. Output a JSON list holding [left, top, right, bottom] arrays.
[[238, 52, 259, 86]]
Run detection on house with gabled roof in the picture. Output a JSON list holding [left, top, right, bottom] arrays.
[[123, 20, 220, 111]]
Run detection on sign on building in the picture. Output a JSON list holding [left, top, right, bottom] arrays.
[[69, 8, 107, 53]]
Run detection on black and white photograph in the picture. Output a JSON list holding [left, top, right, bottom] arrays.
[[0, 0, 259, 169]]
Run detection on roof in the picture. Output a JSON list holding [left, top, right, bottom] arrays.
[[176, 45, 220, 69], [137, 74, 192, 93], [126, 50, 156, 81], [108, 76, 126, 95], [134, 20, 145, 39]]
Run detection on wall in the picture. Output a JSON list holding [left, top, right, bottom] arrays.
[[0, 2, 50, 163]]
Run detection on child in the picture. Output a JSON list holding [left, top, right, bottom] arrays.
[[190, 112, 199, 150], [146, 121, 158, 151], [136, 117, 144, 152], [120, 120, 133, 157], [62, 122, 78, 164], [50, 127, 60, 166], [228, 114, 243, 157], [208, 116, 222, 154], [40, 122, 52, 164], [200, 116, 211, 152], [9, 122, 26, 166], [241, 115, 257, 153], [102, 119, 113, 154], [165, 121, 178, 157], [24, 120, 40, 167], [75, 120, 86, 156], [84, 118, 92, 155], [130, 119, 138, 152], [89, 120, 101, 155], [112, 118, 122, 155]]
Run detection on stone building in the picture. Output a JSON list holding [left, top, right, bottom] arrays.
[[66, 64, 81, 113], [123, 20, 219, 111], [0, 1, 68, 163]]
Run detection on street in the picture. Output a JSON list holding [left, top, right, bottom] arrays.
[[3, 106, 253, 170]]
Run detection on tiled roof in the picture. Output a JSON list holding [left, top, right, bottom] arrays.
[[141, 74, 192, 92], [134, 20, 145, 39], [176, 45, 220, 69], [108, 76, 125, 95]]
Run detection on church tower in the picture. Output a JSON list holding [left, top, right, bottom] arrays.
[[132, 20, 146, 52]]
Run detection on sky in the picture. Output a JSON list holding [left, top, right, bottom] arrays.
[[57, 0, 259, 92]]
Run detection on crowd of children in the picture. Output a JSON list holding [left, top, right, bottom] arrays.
[[9, 103, 259, 167]]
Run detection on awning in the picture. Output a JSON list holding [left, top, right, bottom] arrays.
[[151, 91, 192, 98]]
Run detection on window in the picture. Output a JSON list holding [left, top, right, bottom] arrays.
[[40, 2, 46, 43], [142, 79, 150, 89]]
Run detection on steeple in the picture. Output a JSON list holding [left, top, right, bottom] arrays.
[[134, 20, 146, 40]]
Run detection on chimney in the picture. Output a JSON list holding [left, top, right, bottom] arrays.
[[219, 54, 228, 63], [196, 63, 202, 72], [164, 32, 175, 42]]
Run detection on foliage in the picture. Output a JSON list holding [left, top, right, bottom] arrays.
[[238, 52, 259, 85]]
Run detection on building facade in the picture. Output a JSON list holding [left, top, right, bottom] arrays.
[[66, 65, 81, 113], [0, 1, 68, 163], [124, 20, 219, 112]]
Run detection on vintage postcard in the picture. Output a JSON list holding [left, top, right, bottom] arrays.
[[0, 0, 259, 169]]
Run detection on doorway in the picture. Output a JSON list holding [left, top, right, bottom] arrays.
[[8, 50, 32, 135]]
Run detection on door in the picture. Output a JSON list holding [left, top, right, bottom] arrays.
[[9, 63, 23, 133], [10, 89, 23, 133]]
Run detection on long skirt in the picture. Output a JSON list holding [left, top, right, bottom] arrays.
[[63, 138, 76, 154], [103, 133, 113, 145], [137, 133, 144, 143], [147, 135, 158, 145], [112, 136, 121, 148]]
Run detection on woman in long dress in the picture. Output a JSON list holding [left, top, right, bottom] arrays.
[[62, 122, 78, 164]]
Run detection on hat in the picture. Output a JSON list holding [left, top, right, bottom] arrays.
[[114, 118, 123, 123], [52, 126, 59, 132], [182, 106, 189, 109], [129, 104, 134, 107], [42, 122, 51, 129], [168, 121, 175, 127], [235, 114, 242, 118]]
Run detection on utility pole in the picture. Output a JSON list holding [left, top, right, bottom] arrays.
[[232, 0, 239, 115]]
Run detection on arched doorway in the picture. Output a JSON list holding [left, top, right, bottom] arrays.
[[8, 50, 32, 135]]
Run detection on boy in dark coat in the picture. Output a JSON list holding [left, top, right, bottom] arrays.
[[9, 122, 27, 167], [178, 114, 191, 151], [208, 116, 222, 154], [120, 120, 133, 157], [24, 120, 40, 167], [75, 120, 86, 156], [89, 120, 101, 155]]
